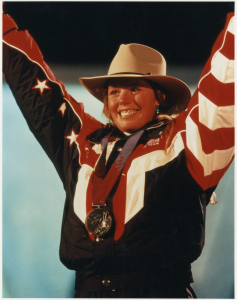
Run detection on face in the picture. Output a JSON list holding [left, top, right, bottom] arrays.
[[107, 78, 159, 133]]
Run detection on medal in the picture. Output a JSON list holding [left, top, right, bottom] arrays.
[[85, 205, 112, 238]]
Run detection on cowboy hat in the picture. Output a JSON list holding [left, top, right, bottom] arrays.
[[79, 43, 191, 115]]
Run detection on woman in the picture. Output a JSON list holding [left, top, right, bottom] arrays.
[[3, 7, 234, 298]]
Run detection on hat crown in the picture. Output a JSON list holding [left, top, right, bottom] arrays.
[[108, 43, 166, 76]]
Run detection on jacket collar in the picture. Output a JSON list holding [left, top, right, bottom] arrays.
[[86, 119, 169, 144]]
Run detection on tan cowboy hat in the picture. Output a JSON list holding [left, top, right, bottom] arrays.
[[79, 43, 191, 115]]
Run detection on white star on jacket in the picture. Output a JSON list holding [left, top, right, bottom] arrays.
[[66, 129, 79, 146], [32, 78, 51, 95], [58, 103, 67, 117]]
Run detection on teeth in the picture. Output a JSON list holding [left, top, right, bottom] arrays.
[[120, 110, 137, 117]]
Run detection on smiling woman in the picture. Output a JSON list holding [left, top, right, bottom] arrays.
[[107, 78, 178, 154], [107, 78, 160, 132], [2, 5, 235, 299]]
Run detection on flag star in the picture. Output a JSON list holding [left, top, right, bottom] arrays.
[[65, 129, 79, 146], [32, 78, 51, 96], [58, 103, 67, 117]]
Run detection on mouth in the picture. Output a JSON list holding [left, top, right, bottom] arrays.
[[119, 109, 139, 118]]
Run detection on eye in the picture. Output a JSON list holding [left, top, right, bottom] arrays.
[[108, 89, 118, 96], [131, 87, 140, 92]]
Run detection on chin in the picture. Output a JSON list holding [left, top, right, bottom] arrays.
[[117, 125, 138, 133], [114, 118, 145, 133]]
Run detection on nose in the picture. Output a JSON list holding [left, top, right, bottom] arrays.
[[118, 89, 133, 104]]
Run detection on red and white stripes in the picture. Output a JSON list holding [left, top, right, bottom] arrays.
[[185, 13, 235, 191]]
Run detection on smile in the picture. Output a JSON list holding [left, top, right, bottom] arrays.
[[119, 110, 138, 118]]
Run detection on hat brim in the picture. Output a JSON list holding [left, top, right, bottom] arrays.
[[79, 74, 191, 116]]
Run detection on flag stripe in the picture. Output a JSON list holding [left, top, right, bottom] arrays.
[[186, 116, 234, 176], [199, 92, 234, 130], [211, 52, 234, 83], [186, 147, 234, 190], [199, 73, 234, 106], [74, 164, 94, 224], [220, 31, 235, 60]]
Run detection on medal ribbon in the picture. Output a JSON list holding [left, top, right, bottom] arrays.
[[92, 129, 145, 206]]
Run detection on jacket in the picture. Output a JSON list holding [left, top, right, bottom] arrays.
[[3, 12, 235, 292]]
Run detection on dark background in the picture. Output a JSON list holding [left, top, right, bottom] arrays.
[[3, 2, 234, 65]]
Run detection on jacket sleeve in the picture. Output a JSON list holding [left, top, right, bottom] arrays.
[[176, 12, 235, 191], [3, 13, 103, 186]]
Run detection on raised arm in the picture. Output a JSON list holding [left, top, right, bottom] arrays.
[[3, 13, 103, 185], [174, 13, 235, 191]]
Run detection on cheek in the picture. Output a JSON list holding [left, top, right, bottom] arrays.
[[108, 99, 117, 115], [138, 95, 158, 115]]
